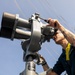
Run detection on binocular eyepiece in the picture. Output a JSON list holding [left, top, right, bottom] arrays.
[[1, 12, 31, 40]]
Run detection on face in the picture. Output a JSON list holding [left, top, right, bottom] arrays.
[[52, 30, 65, 44]]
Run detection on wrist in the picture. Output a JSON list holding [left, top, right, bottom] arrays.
[[42, 61, 47, 66], [46, 68, 52, 74]]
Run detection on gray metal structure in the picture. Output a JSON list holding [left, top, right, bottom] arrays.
[[0, 12, 56, 75]]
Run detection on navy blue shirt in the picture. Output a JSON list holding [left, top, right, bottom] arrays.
[[52, 45, 75, 75]]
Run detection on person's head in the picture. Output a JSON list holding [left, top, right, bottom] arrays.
[[52, 30, 66, 44]]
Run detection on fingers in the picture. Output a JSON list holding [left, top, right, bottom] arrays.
[[47, 18, 59, 29], [48, 18, 56, 27]]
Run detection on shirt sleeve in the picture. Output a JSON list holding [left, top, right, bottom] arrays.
[[52, 55, 65, 75]]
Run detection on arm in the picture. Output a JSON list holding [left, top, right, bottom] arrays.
[[37, 54, 49, 71], [37, 55, 58, 75], [58, 23, 75, 46], [42, 53, 65, 75], [40, 59, 57, 75], [42, 62, 49, 71], [47, 70, 58, 75], [48, 18, 75, 46]]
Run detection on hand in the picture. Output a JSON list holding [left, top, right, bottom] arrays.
[[47, 18, 61, 29], [36, 54, 47, 66]]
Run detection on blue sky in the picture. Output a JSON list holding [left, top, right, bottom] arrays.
[[0, 0, 75, 75]]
